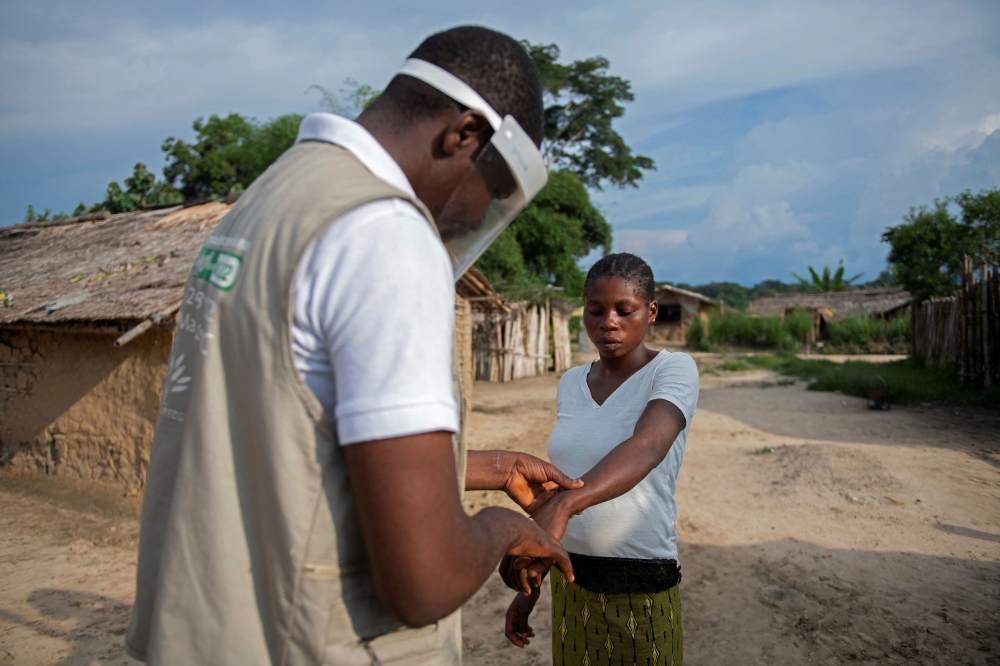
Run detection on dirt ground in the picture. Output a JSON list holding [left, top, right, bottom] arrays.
[[2, 354, 999, 665]]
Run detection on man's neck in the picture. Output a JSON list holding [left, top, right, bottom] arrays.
[[357, 112, 444, 213]]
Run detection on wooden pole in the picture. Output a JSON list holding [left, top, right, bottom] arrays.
[[984, 263, 992, 389], [114, 300, 182, 348]]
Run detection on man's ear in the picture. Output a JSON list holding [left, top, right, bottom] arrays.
[[440, 110, 492, 158], [648, 301, 658, 324]]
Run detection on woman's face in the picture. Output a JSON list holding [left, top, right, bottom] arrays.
[[582, 276, 657, 359]]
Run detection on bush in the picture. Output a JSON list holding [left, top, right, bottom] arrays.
[[685, 308, 912, 354], [824, 312, 911, 354], [692, 310, 808, 351], [685, 316, 711, 351]]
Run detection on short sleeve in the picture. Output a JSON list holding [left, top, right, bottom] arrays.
[[650, 353, 699, 424], [292, 198, 458, 445]]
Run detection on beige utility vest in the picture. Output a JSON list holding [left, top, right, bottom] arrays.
[[126, 141, 465, 665]]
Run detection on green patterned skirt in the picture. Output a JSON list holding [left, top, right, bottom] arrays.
[[550, 559, 682, 666]]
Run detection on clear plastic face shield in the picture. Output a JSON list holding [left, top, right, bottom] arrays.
[[397, 59, 548, 279]]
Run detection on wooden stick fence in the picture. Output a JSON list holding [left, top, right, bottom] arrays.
[[913, 256, 998, 389], [472, 300, 574, 382], [959, 258, 998, 389], [912, 296, 961, 367]]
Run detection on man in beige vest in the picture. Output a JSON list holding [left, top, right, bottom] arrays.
[[126, 25, 581, 666]]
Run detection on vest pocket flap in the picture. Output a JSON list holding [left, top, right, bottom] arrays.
[[302, 560, 369, 582]]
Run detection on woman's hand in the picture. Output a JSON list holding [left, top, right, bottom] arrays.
[[498, 554, 517, 591], [528, 490, 580, 541], [504, 586, 541, 648]]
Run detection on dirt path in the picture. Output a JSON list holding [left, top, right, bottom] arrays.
[[2, 360, 999, 665]]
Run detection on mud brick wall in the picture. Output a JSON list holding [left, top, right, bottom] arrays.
[[0, 328, 172, 490]]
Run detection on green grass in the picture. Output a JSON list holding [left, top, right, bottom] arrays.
[[743, 353, 1000, 405], [719, 358, 755, 372]]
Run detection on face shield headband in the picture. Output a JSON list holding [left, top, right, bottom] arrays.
[[396, 58, 548, 279]]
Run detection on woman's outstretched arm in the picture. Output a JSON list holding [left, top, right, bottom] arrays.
[[532, 398, 685, 539], [505, 398, 685, 590]]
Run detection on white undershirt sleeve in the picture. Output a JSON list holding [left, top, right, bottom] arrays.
[[291, 198, 458, 445]]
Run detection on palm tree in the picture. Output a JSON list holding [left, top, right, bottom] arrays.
[[793, 260, 863, 292]]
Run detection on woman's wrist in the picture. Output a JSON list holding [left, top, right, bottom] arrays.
[[552, 486, 589, 517]]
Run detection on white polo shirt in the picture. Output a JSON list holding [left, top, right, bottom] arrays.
[[291, 113, 458, 445]]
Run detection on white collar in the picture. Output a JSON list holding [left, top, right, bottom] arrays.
[[295, 113, 415, 197]]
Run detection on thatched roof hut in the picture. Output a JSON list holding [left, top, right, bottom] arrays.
[[749, 287, 912, 321], [0, 203, 233, 488], [0, 203, 231, 334], [0, 203, 497, 488]]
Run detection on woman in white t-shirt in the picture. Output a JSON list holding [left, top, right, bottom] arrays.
[[501, 253, 699, 666]]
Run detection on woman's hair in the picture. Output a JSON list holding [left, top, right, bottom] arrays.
[[584, 253, 656, 303]]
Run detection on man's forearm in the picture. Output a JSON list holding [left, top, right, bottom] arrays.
[[344, 435, 571, 628], [383, 506, 525, 626], [464, 450, 512, 490]]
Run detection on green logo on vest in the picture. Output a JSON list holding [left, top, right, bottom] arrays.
[[191, 248, 243, 291]]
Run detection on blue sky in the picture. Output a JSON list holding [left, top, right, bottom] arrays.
[[2, 0, 998, 285]]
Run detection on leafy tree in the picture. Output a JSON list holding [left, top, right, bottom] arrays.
[[881, 199, 969, 302], [476, 169, 611, 295], [953, 187, 1000, 263], [748, 280, 802, 299], [662, 279, 801, 310], [162, 113, 302, 200], [477, 43, 652, 293], [881, 188, 999, 302], [792, 261, 863, 292], [524, 41, 654, 189], [308, 78, 381, 118], [101, 163, 182, 213]]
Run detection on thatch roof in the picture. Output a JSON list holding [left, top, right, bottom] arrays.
[[750, 287, 912, 320], [655, 284, 722, 307], [0, 202, 505, 329], [0, 203, 231, 329], [456, 266, 507, 312]]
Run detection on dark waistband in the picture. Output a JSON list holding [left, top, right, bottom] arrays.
[[568, 552, 681, 595]]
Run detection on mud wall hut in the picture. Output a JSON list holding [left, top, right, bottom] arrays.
[[0, 203, 231, 490], [649, 285, 723, 343], [0, 203, 480, 489]]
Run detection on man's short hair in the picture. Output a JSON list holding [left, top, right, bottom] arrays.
[[369, 26, 544, 146]]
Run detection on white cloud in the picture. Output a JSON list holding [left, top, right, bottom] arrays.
[[615, 228, 689, 255], [581, 0, 987, 113], [0, 19, 410, 135]]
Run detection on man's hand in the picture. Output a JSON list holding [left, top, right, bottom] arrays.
[[504, 587, 540, 648], [465, 450, 583, 514], [498, 491, 583, 594], [344, 433, 574, 628], [504, 453, 584, 514]]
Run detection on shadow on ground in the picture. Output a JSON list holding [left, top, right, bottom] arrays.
[[462, 539, 1000, 666], [0, 589, 134, 666]]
